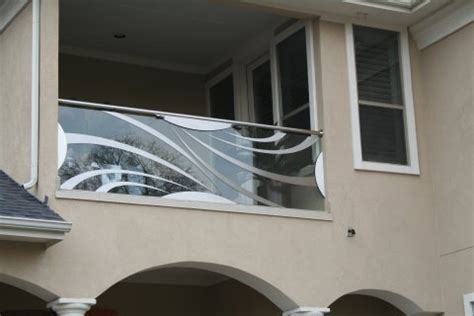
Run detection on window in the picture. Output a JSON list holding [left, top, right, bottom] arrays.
[[465, 293, 474, 316], [206, 70, 235, 121], [271, 21, 318, 130], [346, 24, 419, 174], [247, 55, 274, 125], [204, 20, 318, 131]]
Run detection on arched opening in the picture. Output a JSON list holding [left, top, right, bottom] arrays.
[[329, 294, 405, 316], [90, 263, 297, 316], [328, 289, 425, 316], [0, 282, 50, 315], [0, 274, 58, 315]]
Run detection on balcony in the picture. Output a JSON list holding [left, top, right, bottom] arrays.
[[57, 100, 325, 212]]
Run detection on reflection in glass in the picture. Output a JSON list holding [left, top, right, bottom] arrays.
[[277, 27, 310, 129], [209, 75, 235, 120], [359, 105, 407, 165], [251, 60, 273, 125], [58, 103, 325, 211]]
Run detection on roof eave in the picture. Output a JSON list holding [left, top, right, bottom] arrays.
[[0, 215, 72, 246]]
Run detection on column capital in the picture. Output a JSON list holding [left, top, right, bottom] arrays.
[[47, 298, 96, 316], [283, 307, 330, 316]]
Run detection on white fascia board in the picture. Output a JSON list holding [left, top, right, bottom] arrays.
[[410, 0, 474, 49], [0, 215, 72, 245], [343, 0, 430, 13], [0, 0, 29, 33]]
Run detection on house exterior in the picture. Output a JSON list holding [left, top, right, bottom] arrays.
[[0, 0, 472, 315]]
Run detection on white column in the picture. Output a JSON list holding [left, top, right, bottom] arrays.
[[47, 298, 96, 316], [283, 307, 330, 316]]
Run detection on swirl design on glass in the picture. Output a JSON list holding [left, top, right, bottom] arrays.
[[58, 105, 325, 210]]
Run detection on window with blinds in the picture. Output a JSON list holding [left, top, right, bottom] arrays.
[[353, 25, 408, 165]]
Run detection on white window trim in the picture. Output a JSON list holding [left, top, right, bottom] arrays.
[[343, 0, 430, 13], [270, 20, 319, 130], [204, 66, 238, 119], [345, 23, 420, 175], [465, 293, 474, 316]]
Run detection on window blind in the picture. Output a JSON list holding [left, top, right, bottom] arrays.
[[354, 25, 408, 165]]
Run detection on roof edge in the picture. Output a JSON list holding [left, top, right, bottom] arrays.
[[0, 215, 72, 246], [410, 0, 474, 49]]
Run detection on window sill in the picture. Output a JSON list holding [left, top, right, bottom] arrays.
[[354, 161, 420, 175], [55, 190, 333, 221]]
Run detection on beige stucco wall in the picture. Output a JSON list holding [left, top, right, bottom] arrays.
[[312, 20, 441, 310], [419, 23, 474, 316], [58, 54, 207, 115], [0, 8, 442, 313], [0, 2, 458, 315], [0, 4, 32, 183]]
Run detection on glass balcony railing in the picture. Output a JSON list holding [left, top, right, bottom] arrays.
[[58, 100, 325, 211]]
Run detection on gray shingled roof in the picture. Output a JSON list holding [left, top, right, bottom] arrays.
[[0, 170, 65, 221]]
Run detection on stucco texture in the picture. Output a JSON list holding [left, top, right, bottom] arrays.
[[0, 11, 442, 314], [0, 4, 32, 183], [0, 2, 468, 315], [419, 23, 474, 316]]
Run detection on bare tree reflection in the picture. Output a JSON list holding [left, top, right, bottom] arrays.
[[58, 105, 324, 210], [59, 135, 206, 196]]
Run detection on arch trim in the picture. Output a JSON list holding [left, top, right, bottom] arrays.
[[0, 273, 58, 302], [94, 261, 299, 311]]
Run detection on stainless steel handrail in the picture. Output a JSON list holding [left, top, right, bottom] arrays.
[[59, 99, 323, 136]]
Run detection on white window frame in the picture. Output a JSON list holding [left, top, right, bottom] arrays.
[[465, 293, 474, 316], [345, 23, 420, 175], [205, 66, 238, 120], [270, 20, 319, 130]]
